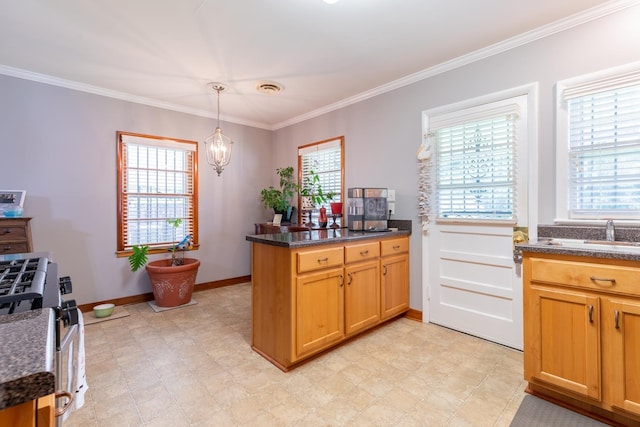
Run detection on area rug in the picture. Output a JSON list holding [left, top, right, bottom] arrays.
[[83, 306, 130, 326], [147, 299, 197, 313], [510, 395, 609, 426]]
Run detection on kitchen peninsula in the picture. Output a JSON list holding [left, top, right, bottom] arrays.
[[246, 228, 410, 371]]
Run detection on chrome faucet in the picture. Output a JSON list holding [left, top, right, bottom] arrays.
[[605, 219, 615, 242]]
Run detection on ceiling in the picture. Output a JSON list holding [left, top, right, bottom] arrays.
[[0, 0, 624, 130]]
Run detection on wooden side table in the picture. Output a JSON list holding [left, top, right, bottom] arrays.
[[254, 223, 310, 234], [0, 217, 33, 254]]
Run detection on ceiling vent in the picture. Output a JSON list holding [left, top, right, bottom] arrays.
[[256, 81, 283, 95]]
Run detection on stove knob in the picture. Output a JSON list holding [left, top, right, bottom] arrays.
[[59, 276, 73, 294], [61, 299, 78, 327]]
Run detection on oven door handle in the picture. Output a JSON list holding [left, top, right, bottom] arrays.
[[54, 390, 74, 417]]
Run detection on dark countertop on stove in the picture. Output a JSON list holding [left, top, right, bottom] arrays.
[[0, 308, 56, 409], [246, 228, 410, 248]]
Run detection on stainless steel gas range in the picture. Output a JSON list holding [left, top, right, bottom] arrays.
[[0, 252, 82, 425]]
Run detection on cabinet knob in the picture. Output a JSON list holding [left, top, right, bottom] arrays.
[[614, 310, 620, 329], [3, 228, 10, 234]]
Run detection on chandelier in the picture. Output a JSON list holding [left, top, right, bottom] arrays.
[[204, 83, 234, 176]]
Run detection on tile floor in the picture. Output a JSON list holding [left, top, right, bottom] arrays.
[[65, 283, 527, 426]]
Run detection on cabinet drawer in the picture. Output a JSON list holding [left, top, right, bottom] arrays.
[[297, 247, 344, 273], [0, 226, 27, 241], [345, 242, 379, 264], [530, 257, 640, 296], [380, 237, 408, 257], [0, 242, 29, 254]]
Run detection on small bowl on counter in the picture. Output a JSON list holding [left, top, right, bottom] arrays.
[[93, 303, 115, 318]]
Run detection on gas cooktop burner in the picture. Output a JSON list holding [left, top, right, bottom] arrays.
[[0, 257, 48, 313]]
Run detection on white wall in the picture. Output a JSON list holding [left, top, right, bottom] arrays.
[[1, 5, 638, 310], [273, 5, 640, 310], [0, 76, 273, 305]]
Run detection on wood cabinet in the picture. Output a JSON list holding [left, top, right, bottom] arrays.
[[0, 393, 54, 427], [251, 235, 409, 371], [523, 252, 640, 425], [344, 241, 380, 336], [296, 267, 345, 356], [380, 237, 410, 320], [0, 217, 33, 254]]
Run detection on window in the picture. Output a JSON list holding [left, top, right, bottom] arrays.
[[557, 64, 640, 221], [428, 98, 523, 221], [297, 137, 344, 221], [117, 132, 198, 254]]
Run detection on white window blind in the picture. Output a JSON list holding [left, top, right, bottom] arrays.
[[432, 102, 520, 220], [298, 138, 343, 210], [562, 69, 640, 219], [118, 132, 198, 251]]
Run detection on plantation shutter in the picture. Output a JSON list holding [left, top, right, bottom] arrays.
[[298, 138, 343, 209], [118, 133, 198, 251], [431, 101, 520, 221], [562, 70, 640, 219]]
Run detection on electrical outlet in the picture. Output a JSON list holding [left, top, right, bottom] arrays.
[[387, 189, 396, 202], [388, 202, 395, 215]]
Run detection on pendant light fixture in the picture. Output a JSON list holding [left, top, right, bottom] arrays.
[[204, 82, 234, 176]]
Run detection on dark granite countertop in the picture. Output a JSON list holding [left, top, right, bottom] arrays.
[[0, 308, 56, 409], [246, 228, 411, 248], [517, 239, 640, 262]]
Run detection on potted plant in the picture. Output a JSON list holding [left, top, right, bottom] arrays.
[[300, 170, 336, 227], [260, 166, 300, 222], [300, 170, 335, 207], [128, 219, 200, 308]]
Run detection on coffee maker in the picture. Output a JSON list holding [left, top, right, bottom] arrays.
[[347, 188, 388, 231]]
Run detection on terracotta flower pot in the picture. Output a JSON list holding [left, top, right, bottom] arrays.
[[145, 258, 200, 307]]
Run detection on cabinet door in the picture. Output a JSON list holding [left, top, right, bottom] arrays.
[[527, 286, 601, 400], [345, 260, 380, 336], [296, 268, 345, 357], [606, 299, 640, 415], [380, 253, 409, 320], [0, 399, 36, 427]]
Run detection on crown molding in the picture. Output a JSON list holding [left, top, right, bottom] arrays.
[[1, 0, 636, 132], [272, 0, 639, 130], [0, 65, 272, 130]]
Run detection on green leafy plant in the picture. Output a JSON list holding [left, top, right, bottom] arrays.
[[128, 245, 149, 272], [260, 166, 300, 212], [300, 170, 335, 207], [128, 219, 191, 271]]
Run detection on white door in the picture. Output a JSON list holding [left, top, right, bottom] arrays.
[[421, 87, 537, 350]]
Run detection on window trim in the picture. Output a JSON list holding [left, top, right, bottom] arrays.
[[423, 91, 529, 226], [297, 136, 345, 224], [555, 61, 640, 224], [116, 131, 199, 256]]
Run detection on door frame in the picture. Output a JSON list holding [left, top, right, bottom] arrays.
[[421, 83, 539, 338]]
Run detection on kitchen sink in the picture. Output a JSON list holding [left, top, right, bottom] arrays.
[[539, 238, 640, 253]]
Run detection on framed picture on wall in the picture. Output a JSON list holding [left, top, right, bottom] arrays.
[[0, 190, 26, 215]]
